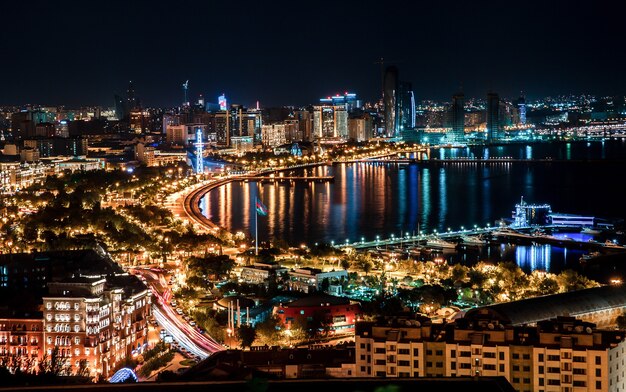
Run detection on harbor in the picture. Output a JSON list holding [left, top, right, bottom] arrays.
[[337, 198, 626, 274]]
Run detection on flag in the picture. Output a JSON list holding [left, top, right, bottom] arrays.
[[255, 197, 268, 216]]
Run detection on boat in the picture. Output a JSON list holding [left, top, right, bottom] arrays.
[[603, 240, 626, 250], [581, 227, 602, 235], [579, 251, 601, 263], [425, 237, 457, 249], [491, 228, 534, 239], [459, 235, 487, 246]]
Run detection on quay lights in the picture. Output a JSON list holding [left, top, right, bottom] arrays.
[[376, 235, 380, 243]]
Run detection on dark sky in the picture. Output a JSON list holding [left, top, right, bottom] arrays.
[[1, 0, 625, 108]]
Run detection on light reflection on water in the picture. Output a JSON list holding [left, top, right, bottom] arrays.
[[201, 141, 626, 273]]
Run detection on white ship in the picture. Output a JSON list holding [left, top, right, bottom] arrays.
[[425, 237, 457, 249], [460, 235, 487, 246], [603, 240, 625, 250]]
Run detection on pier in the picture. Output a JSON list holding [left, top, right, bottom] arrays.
[[357, 157, 626, 165], [236, 175, 334, 182], [338, 226, 626, 254]]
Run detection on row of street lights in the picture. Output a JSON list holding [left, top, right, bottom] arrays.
[[327, 223, 494, 247]]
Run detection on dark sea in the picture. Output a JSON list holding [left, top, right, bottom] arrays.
[[201, 140, 626, 278]]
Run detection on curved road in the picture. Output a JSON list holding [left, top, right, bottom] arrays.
[[133, 268, 224, 359]]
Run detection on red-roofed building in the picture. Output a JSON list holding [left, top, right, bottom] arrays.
[[274, 293, 362, 335]]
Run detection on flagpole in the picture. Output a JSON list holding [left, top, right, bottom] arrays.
[[255, 183, 259, 256], [255, 200, 258, 256]]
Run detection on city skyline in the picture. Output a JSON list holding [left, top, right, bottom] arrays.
[[1, 0, 625, 107]]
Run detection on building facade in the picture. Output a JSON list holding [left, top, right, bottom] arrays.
[[487, 92, 501, 143], [354, 312, 626, 392], [312, 105, 348, 140]]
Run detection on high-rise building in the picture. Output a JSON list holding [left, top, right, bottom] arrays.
[[383, 66, 415, 138], [261, 124, 289, 148], [348, 114, 374, 142], [295, 110, 313, 142], [517, 94, 527, 125], [486, 92, 500, 143], [450, 92, 465, 143], [218, 94, 228, 111], [114, 81, 140, 122], [320, 93, 360, 112], [383, 66, 399, 137], [312, 105, 348, 139]]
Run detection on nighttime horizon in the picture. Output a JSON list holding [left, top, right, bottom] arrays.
[[2, 1, 626, 391], [2, 0, 626, 107]]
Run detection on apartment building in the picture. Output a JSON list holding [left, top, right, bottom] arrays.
[[355, 310, 626, 392]]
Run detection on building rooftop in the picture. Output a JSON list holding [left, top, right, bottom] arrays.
[[465, 284, 626, 326], [281, 293, 352, 308]]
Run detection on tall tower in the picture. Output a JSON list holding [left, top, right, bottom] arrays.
[[486, 92, 500, 143], [397, 82, 415, 132], [126, 81, 138, 111], [451, 92, 465, 143], [517, 93, 527, 125], [383, 66, 399, 137], [182, 80, 189, 106], [194, 127, 204, 174]]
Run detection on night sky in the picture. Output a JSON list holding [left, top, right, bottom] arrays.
[[1, 0, 624, 108]]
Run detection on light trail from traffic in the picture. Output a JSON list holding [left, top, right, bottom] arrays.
[[132, 268, 225, 358]]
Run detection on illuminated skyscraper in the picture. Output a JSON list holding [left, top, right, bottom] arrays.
[[397, 82, 415, 132], [383, 66, 415, 138], [194, 127, 204, 173], [319, 93, 360, 112], [486, 92, 500, 143], [312, 105, 348, 139], [218, 94, 228, 111], [450, 92, 465, 143], [517, 94, 527, 125], [383, 66, 398, 137]]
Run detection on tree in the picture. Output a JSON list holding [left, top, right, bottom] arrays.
[[618, 312, 626, 330], [340, 258, 351, 271], [38, 346, 72, 376], [307, 310, 332, 338], [255, 315, 282, 346], [556, 270, 598, 292], [187, 255, 234, 280], [468, 269, 486, 289], [237, 325, 257, 349], [450, 264, 468, 285]]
